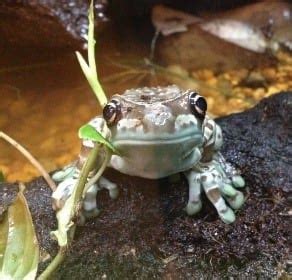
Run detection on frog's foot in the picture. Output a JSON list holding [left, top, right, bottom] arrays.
[[52, 164, 76, 182], [82, 176, 119, 219], [52, 176, 77, 210], [203, 171, 245, 224], [83, 184, 101, 219], [98, 177, 119, 200], [52, 164, 119, 218], [185, 165, 245, 224]]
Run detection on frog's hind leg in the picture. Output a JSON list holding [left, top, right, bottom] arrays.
[[184, 170, 202, 215]]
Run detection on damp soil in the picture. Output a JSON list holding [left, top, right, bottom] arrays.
[[14, 170, 287, 279], [1, 92, 290, 279]]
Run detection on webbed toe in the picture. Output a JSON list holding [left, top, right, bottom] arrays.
[[226, 191, 245, 210], [232, 175, 245, 188], [219, 207, 235, 224]]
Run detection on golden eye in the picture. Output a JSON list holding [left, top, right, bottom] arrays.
[[189, 92, 207, 120], [103, 99, 121, 126]]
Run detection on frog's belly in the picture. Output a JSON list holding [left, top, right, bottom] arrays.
[[110, 137, 202, 179]]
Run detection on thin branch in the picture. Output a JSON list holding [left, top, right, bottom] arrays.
[[0, 131, 56, 192]]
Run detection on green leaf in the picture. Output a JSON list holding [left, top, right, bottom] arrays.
[[50, 193, 75, 247], [78, 124, 119, 154], [0, 186, 39, 279], [75, 0, 108, 108]]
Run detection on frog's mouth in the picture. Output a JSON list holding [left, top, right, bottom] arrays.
[[112, 130, 203, 147], [112, 114, 203, 147]]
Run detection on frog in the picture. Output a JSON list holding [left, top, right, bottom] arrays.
[[52, 85, 245, 224]]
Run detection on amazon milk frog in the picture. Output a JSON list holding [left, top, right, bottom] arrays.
[[52, 85, 245, 224]]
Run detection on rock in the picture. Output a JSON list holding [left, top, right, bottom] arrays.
[[0, 0, 108, 50], [0, 92, 290, 278], [154, 2, 291, 71], [209, 1, 291, 33], [218, 91, 291, 193], [156, 24, 276, 71]]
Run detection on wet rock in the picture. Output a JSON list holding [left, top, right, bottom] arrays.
[[0, 92, 290, 278], [154, 2, 292, 71], [0, 0, 108, 50], [156, 24, 276, 71], [218, 91, 291, 193], [209, 1, 291, 36]]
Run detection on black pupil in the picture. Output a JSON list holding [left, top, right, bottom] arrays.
[[196, 96, 207, 112], [103, 104, 116, 122], [189, 92, 207, 119]]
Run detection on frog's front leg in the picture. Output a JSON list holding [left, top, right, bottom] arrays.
[[52, 117, 118, 218], [81, 176, 119, 218], [184, 158, 245, 224], [52, 156, 118, 219], [184, 171, 202, 215]]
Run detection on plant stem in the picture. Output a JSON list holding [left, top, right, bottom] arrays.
[[37, 248, 66, 280], [38, 144, 101, 279], [75, 0, 108, 108], [71, 145, 100, 210], [88, 0, 97, 82], [0, 131, 56, 192], [84, 148, 110, 194]]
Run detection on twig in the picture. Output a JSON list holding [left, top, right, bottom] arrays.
[[0, 131, 56, 192], [149, 29, 160, 61]]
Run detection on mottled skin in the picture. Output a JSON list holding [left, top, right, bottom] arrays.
[[53, 85, 245, 224]]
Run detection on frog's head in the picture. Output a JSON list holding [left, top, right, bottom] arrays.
[[86, 85, 208, 178], [102, 85, 207, 147]]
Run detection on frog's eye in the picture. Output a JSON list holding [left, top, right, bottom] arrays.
[[103, 99, 121, 126], [189, 92, 207, 120]]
